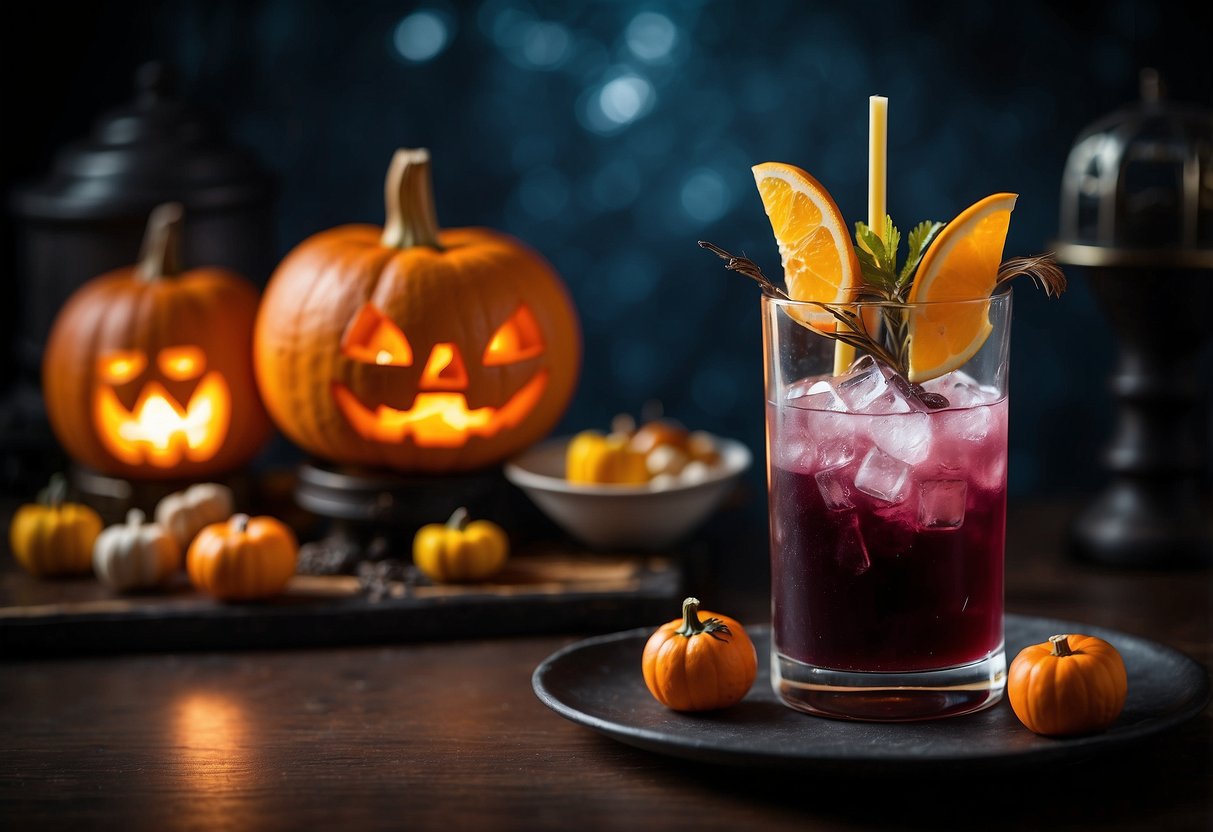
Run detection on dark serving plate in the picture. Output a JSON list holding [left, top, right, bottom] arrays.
[[533, 614, 1210, 771]]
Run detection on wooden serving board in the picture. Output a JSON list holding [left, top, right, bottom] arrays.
[[0, 551, 681, 658]]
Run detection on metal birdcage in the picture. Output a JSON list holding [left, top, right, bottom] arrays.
[[1054, 70, 1213, 568], [1054, 69, 1213, 268]]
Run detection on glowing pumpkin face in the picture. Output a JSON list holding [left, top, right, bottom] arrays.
[[331, 302, 548, 448], [94, 345, 232, 468], [43, 204, 271, 481], [254, 149, 580, 474]]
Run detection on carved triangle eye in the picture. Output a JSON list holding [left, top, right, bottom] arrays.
[[342, 303, 414, 366], [99, 350, 147, 384], [158, 346, 207, 381], [483, 305, 544, 366]]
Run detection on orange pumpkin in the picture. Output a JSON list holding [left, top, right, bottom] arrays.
[[1008, 633, 1128, 736], [187, 514, 298, 601], [254, 148, 580, 473], [642, 597, 758, 711], [42, 203, 271, 480]]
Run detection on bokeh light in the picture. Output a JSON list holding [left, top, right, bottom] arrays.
[[680, 169, 732, 224], [579, 71, 655, 134], [625, 12, 678, 63], [393, 10, 453, 63]]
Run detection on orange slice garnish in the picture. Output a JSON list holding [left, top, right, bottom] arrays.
[[752, 162, 862, 329], [906, 193, 1016, 382]]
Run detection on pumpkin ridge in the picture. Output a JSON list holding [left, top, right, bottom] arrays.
[[658, 635, 689, 710], [77, 279, 135, 465], [287, 243, 392, 455], [286, 245, 347, 454]]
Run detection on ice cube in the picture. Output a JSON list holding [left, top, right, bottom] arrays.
[[867, 410, 932, 465], [817, 436, 856, 469], [835, 511, 871, 575], [950, 406, 994, 442], [923, 370, 1000, 408], [853, 446, 911, 503], [977, 450, 1008, 491], [788, 378, 847, 412], [815, 466, 854, 511], [918, 479, 967, 529], [835, 356, 912, 415]]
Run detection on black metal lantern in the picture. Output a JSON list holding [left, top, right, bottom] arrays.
[[1053, 70, 1213, 568], [3, 62, 276, 491]]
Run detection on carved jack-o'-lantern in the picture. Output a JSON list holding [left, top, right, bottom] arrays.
[[43, 204, 271, 480], [254, 149, 580, 473]]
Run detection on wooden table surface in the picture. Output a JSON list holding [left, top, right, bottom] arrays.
[[2, 501, 1210, 831]]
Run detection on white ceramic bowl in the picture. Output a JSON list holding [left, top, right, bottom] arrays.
[[504, 436, 752, 550]]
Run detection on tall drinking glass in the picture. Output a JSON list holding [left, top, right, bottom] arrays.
[[764, 290, 1012, 721]]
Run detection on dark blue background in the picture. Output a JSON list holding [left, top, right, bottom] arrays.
[[6, 0, 1211, 497]]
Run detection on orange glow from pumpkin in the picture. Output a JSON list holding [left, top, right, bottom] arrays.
[[100, 350, 147, 384], [332, 370, 549, 447], [420, 342, 468, 389], [171, 691, 251, 795], [483, 305, 544, 366], [94, 371, 231, 468], [342, 303, 413, 366], [158, 345, 206, 380]]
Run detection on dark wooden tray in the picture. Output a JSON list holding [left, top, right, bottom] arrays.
[[0, 550, 681, 657], [534, 616, 1212, 771]]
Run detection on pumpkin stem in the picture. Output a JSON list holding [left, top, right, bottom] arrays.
[[39, 473, 68, 507], [1049, 634, 1074, 657], [446, 507, 470, 531], [137, 202, 185, 281], [381, 148, 442, 251], [231, 513, 251, 534], [126, 508, 146, 528], [675, 597, 733, 641]]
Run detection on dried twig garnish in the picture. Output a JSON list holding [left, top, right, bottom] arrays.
[[996, 253, 1067, 297], [698, 241, 788, 298], [699, 240, 905, 372]]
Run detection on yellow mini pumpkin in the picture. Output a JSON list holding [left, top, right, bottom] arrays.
[[566, 430, 648, 485], [9, 475, 103, 578], [187, 514, 298, 601], [413, 507, 508, 583]]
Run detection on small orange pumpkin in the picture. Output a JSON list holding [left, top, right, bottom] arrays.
[[642, 597, 757, 712], [254, 148, 580, 473], [42, 203, 271, 480], [1008, 633, 1128, 736], [187, 514, 298, 601]]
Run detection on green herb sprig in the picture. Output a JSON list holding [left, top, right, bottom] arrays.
[[853, 217, 943, 302]]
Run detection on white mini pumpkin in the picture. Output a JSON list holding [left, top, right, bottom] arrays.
[[93, 509, 181, 591], [155, 483, 234, 550]]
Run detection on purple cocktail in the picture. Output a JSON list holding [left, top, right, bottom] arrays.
[[769, 360, 1007, 674], [763, 292, 1014, 721]]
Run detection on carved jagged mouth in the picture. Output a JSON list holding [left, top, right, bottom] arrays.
[[94, 372, 231, 468], [331, 370, 549, 448]]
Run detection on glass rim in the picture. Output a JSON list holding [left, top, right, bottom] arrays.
[[762, 283, 1012, 311]]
